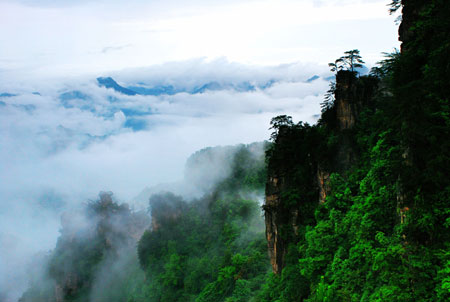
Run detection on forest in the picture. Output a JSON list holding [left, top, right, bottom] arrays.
[[18, 0, 450, 301]]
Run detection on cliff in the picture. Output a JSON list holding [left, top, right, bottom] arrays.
[[264, 3, 450, 302], [264, 70, 379, 274]]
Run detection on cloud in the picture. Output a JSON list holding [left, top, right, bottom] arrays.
[[0, 0, 400, 298], [0, 0, 398, 78], [2, 0, 258, 8], [101, 44, 132, 54], [0, 59, 329, 193], [0, 58, 329, 301], [0, 59, 330, 212]]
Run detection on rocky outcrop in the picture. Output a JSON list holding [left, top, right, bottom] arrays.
[[265, 171, 304, 274], [264, 126, 313, 274], [317, 166, 330, 204], [398, 1, 423, 53], [318, 70, 378, 200], [265, 70, 379, 274], [335, 71, 358, 130], [265, 176, 285, 274]]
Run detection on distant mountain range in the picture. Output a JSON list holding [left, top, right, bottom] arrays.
[[96, 76, 261, 96], [0, 92, 17, 98], [97, 77, 138, 96], [95, 75, 324, 96], [0, 74, 327, 133], [0, 73, 328, 101]]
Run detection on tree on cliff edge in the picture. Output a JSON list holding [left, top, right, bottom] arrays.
[[329, 49, 365, 74], [342, 49, 365, 72]]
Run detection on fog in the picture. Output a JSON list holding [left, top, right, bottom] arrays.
[[0, 59, 330, 301], [0, 0, 402, 298], [13, 142, 266, 302]]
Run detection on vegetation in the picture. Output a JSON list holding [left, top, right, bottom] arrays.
[[259, 0, 450, 301], [19, 1, 450, 301], [20, 143, 271, 302], [20, 192, 150, 302], [328, 49, 365, 74], [132, 143, 269, 302]]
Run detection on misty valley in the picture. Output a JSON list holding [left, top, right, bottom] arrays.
[[2, 0, 450, 301], [19, 143, 270, 302]]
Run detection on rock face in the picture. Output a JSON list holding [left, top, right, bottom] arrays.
[[264, 126, 307, 275], [264, 70, 378, 274], [395, 1, 424, 224], [398, 1, 422, 53], [265, 175, 287, 275], [334, 70, 378, 131], [335, 71, 358, 130], [317, 166, 330, 204]]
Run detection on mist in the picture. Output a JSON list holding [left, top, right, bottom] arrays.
[[0, 59, 328, 301], [0, 0, 404, 298], [14, 141, 267, 302]]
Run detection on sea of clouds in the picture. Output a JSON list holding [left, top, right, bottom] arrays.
[[0, 58, 330, 301]]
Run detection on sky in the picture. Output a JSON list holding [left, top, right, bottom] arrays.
[[0, 0, 399, 301], [0, 0, 399, 77]]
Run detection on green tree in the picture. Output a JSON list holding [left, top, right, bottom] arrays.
[[329, 49, 365, 74], [269, 115, 294, 141], [321, 81, 336, 112], [341, 49, 365, 73], [389, 0, 401, 14], [328, 58, 344, 73]]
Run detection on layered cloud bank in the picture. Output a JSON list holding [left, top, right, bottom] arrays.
[[0, 59, 329, 199], [0, 59, 329, 301]]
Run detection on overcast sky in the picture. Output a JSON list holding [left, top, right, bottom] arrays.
[[0, 1, 400, 301], [0, 0, 399, 77]]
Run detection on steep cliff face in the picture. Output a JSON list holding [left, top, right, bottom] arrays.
[[265, 174, 293, 274], [398, 1, 423, 53], [264, 71, 378, 274], [335, 71, 358, 130], [263, 5, 450, 302], [316, 165, 330, 204], [264, 125, 318, 274], [332, 70, 378, 170], [394, 0, 427, 224]]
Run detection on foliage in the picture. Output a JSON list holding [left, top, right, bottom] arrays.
[[261, 1, 450, 300], [19, 1, 450, 301], [321, 81, 336, 112], [20, 193, 150, 302], [389, 0, 401, 14], [20, 144, 269, 302], [341, 49, 365, 73], [134, 143, 269, 302], [329, 49, 365, 74]]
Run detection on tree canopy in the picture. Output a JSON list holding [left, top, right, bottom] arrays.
[[328, 49, 365, 73]]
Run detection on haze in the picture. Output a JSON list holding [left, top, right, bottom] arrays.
[[0, 0, 399, 301]]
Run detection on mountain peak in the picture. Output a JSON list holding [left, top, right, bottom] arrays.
[[97, 77, 137, 96]]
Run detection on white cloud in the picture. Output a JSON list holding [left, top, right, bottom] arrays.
[[1, 59, 328, 199], [0, 0, 401, 299], [0, 58, 330, 301], [0, 0, 399, 77]]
